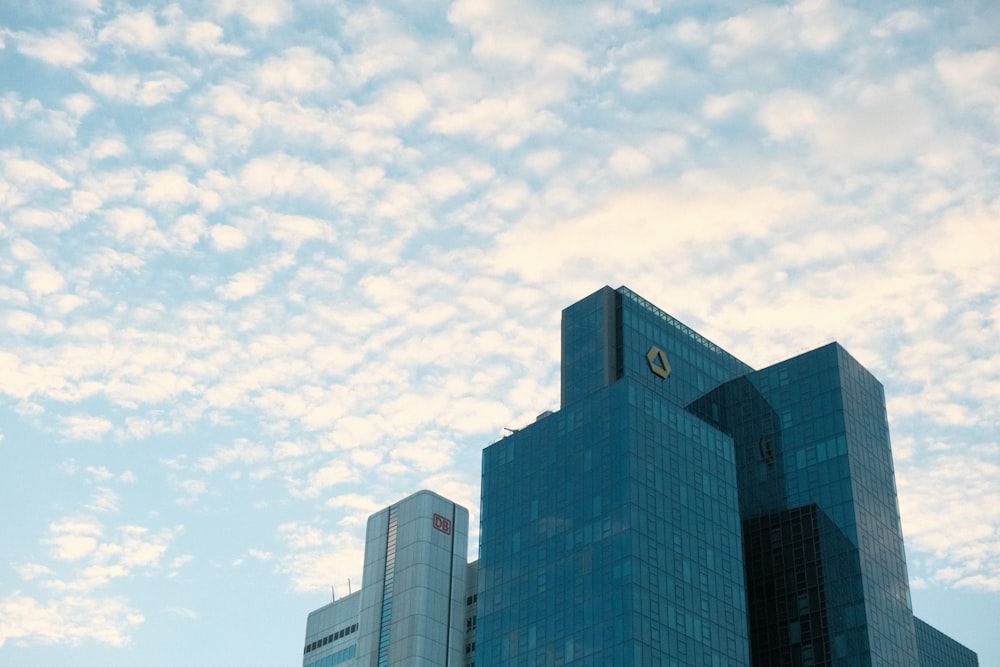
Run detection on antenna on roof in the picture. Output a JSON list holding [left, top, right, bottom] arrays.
[[331, 585, 335, 601], [348, 578, 352, 595]]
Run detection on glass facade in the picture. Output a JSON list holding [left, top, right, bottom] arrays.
[[476, 285, 978, 667], [690, 343, 920, 665], [914, 617, 980, 667], [478, 379, 750, 666]]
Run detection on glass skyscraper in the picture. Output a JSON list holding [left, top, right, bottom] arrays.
[[302, 285, 977, 667], [476, 285, 977, 666]]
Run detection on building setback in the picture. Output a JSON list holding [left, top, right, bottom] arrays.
[[302, 285, 978, 667]]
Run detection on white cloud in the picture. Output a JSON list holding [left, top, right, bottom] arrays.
[[216, 0, 292, 28], [23, 265, 66, 295], [98, 9, 173, 52], [448, 0, 549, 65], [490, 178, 817, 285], [197, 439, 269, 472], [267, 213, 331, 247], [0, 593, 144, 648], [274, 522, 365, 593], [703, 91, 752, 120], [375, 80, 430, 126], [711, 0, 854, 63], [873, 10, 929, 37], [140, 168, 197, 206], [257, 47, 335, 94], [90, 138, 129, 159], [217, 268, 270, 300], [184, 21, 247, 56], [609, 146, 653, 177], [936, 48, 1000, 115], [209, 224, 247, 250], [83, 71, 189, 107], [163, 606, 199, 619], [4, 156, 70, 190], [86, 488, 121, 514], [898, 450, 1000, 592], [104, 207, 166, 248], [86, 466, 115, 482], [13, 30, 91, 67], [59, 416, 113, 441], [755, 84, 944, 167], [621, 57, 667, 92]]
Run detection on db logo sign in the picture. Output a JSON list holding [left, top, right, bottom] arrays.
[[433, 513, 452, 535]]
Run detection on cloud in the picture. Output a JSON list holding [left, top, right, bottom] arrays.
[[59, 416, 113, 441], [3, 155, 71, 190], [898, 449, 1000, 592], [609, 146, 653, 177], [86, 488, 121, 514], [936, 48, 1000, 115], [184, 21, 247, 57], [710, 0, 855, 64], [0, 593, 144, 648], [217, 268, 271, 300], [620, 57, 668, 92], [97, 9, 173, 52], [209, 225, 248, 250], [83, 71, 189, 107], [216, 0, 292, 29], [12, 30, 92, 67], [23, 265, 66, 295], [140, 168, 198, 206], [755, 84, 944, 167], [257, 47, 335, 94], [489, 177, 818, 286], [196, 439, 269, 473], [274, 522, 365, 593], [703, 91, 752, 120], [162, 606, 199, 620]]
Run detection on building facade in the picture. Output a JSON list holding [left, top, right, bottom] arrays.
[[302, 490, 474, 667], [303, 285, 978, 667]]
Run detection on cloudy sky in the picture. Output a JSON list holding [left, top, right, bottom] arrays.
[[1, 0, 998, 665]]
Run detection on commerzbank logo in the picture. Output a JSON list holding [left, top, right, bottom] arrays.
[[646, 345, 671, 379]]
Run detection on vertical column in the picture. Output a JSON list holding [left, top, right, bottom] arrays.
[[376, 505, 398, 666]]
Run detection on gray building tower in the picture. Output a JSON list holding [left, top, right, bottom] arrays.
[[302, 490, 475, 667]]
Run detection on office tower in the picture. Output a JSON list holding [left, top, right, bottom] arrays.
[[302, 490, 474, 667], [475, 285, 977, 666]]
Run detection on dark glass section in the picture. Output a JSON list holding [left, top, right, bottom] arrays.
[[743, 505, 867, 666], [914, 617, 980, 667]]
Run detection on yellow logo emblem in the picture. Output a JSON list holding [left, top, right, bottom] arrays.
[[646, 346, 671, 379]]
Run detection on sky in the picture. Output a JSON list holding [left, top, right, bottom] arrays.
[[0, 0, 998, 665]]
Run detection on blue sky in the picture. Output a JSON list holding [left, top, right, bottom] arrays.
[[1, 1, 998, 665]]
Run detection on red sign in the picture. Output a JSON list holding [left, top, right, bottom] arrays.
[[433, 513, 452, 535]]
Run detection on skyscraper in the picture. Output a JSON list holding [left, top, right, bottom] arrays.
[[302, 490, 474, 667], [476, 285, 976, 666], [302, 285, 978, 667]]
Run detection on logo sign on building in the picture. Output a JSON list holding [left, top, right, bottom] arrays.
[[646, 345, 672, 379], [433, 513, 452, 535]]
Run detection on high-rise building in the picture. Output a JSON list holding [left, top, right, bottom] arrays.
[[302, 285, 978, 667], [302, 490, 475, 667]]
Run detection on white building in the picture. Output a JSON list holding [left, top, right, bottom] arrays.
[[302, 490, 476, 667]]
